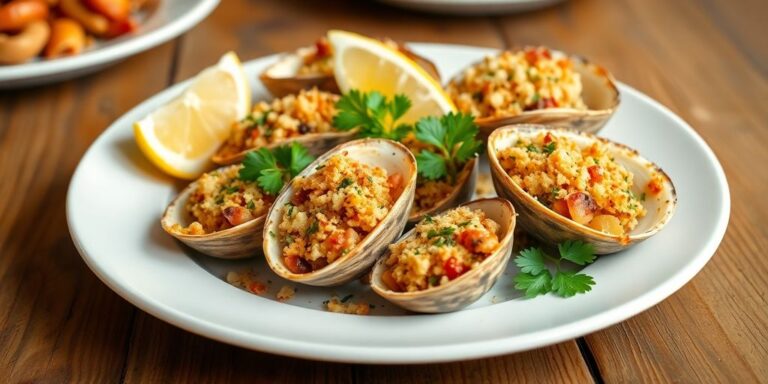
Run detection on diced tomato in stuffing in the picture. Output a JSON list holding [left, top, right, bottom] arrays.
[[443, 257, 466, 280], [587, 165, 604, 183], [284, 255, 311, 274]]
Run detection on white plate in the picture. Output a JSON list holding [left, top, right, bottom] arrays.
[[67, 43, 730, 364], [378, 0, 563, 15], [0, 0, 219, 89]]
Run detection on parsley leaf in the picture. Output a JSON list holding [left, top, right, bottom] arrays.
[[238, 142, 315, 195], [515, 248, 549, 275], [415, 150, 447, 180], [333, 89, 412, 140], [414, 112, 481, 183], [514, 272, 552, 298], [551, 271, 595, 297], [558, 240, 596, 266], [257, 168, 284, 195], [512, 240, 597, 299]]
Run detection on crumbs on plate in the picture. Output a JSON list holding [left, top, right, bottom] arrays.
[[226, 270, 268, 295], [276, 285, 296, 302], [324, 295, 370, 315]]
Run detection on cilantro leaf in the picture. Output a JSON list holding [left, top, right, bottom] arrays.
[[558, 240, 596, 266], [514, 272, 552, 298], [415, 150, 447, 180], [258, 168, 284, 195], [515, 247, 549, 275], [551, 271, 594, 297]]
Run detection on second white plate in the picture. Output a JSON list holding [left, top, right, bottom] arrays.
[[0, 0, 219, 88]]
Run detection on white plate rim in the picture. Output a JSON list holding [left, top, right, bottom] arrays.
[[0, 0, 219, 85], [66, 43, 730, 364]]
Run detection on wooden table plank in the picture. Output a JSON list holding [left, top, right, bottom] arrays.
[[497, 0, 768, 381], [0, 43, 177, 382], [119, 1, 595, 382]]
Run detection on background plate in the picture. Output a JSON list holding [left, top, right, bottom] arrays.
[[66, 43, 729, 364], [0, 0, 219, 89]]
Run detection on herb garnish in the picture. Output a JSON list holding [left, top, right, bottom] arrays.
[[335, 90, 481, 184], [415, 112, 482, 183], [238, 142, 315, 195], [333, 89, 413, 140], [513, 240, 596, 298]]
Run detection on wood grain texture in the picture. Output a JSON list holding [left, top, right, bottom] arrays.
[[0, 0, 765, 382], [0, 43, 177, 382], [497, 0, 768, 381]]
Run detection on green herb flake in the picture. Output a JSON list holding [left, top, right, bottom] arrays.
[[306, 220, 319, 236], [526, 144, 540, 153], [543, 142, 556, 155], [428, 275, 440, 286], [340, 294, 354, 303], [247, 200, 255, 210], [338, 178, 354, 190]]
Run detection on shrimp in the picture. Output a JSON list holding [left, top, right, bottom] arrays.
[[0, 0, 50, 32]]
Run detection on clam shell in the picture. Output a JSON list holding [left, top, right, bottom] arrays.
[[371, 198, 517, 313], [262, 138, 417, 286], [259, 44, 440, 98], [407, 157, 479, 225], [211, 130, 357, 166], [160, 165, 265, 259], [487, 124, 677, 254], [449, 49, 620, 139]]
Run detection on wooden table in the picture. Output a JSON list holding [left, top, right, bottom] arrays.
[[1, 0, 766, 381]]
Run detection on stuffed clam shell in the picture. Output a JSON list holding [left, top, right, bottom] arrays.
[[488, 125, 676, 254], [260, 38, 440, 98], [161, 164, 271, 259], [263, 138, 417, 286], [447, 47, 619, 138], [371, 198, 517, 313]]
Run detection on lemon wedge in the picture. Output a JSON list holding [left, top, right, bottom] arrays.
[[327, 30, 455, 123], [134, 52, 251, 179]]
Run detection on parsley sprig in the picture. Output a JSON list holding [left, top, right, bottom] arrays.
[[513, 240, 597, 298], [415, 112, 482, 183], [334, 89, 482, 183], [238, 142, 315, 195], [333, 89, 413, 140]]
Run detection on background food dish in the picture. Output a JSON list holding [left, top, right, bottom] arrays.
[[0, 0, 218, 88], [66, 43, 729, 363]]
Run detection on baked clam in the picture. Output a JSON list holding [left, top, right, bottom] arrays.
[[263, 138, 417, 286], [408, 158, 479, 225], [371, 198, 517, 313], [212, 88, 355, 165], [447, 47, 619, 138], [488, 125, 676, 254], [260, 37, 441, 98], [161, 164, 271, 259]]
